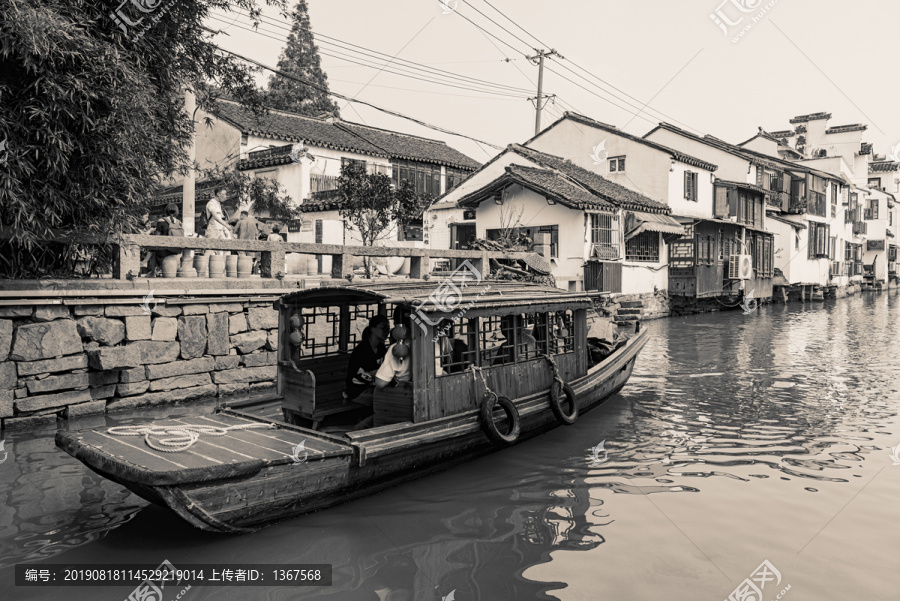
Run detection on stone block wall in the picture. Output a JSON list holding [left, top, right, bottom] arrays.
[[0, 301, 280, 430]]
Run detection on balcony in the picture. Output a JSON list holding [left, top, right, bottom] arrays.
[[853, 221, 867, 235], [863, 208, 879, 220]]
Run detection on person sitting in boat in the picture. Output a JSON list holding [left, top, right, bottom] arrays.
[[375, 308, 414, 388], [492, 314, 537, 365], [345, 314, 389, 404], [435, 319, 470, 374]]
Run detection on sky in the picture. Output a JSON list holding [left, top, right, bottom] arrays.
[[207, 0, 900, 165]]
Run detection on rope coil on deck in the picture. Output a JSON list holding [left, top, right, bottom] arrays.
[[107, 423, 276, 453]]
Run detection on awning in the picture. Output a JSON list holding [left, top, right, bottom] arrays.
[[624, 211, 685, 243]]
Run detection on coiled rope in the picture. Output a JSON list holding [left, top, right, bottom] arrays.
[[108, 423, 276, 453]]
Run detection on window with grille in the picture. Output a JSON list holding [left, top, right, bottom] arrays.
[[590, 213, 620, 260], [391, 159, 442, 196], [625, 231, 660, 262], [434, 318, 478, 375], [831, 183, 839, 218], [684, 171, 699, 201], [807, 222, 830, 258]]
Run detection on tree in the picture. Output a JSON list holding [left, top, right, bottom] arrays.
[[0, 0, 287, 278], [265, 1, 340, 118], [336, 161, 431, 277]]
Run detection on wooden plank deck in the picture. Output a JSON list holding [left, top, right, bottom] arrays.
[[59, 410, 354, 487]]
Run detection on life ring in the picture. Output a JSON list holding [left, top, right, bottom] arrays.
[[549, 381, 578, 425], [480, 392, 520, 445]]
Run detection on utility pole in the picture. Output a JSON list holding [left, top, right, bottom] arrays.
[[526, 49, 560, 136]]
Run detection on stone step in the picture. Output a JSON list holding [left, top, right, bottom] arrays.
[[616, 308, 643, 315], [619, 301, 644, 308], [613, 315, 639, 323]]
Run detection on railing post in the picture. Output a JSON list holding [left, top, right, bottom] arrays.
[[331, 253, 352, 279], [409, 255, 423, 279], [471, 252, 489, 278], [114, 239, 141, 279], [260, 245, 286, 278]]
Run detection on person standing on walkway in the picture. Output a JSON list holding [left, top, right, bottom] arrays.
[[205, 186, 233, 255], [235, 209, 263, 273]]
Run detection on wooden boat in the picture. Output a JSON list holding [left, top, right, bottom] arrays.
[[56, 280, 648, 533]]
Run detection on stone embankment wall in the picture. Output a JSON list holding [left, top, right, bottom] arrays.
[[0, 300, 282, 430]]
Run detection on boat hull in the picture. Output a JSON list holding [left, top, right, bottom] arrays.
[[58, 329, 648, 533]]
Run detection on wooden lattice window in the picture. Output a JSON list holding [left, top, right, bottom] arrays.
[[625, 231, 660, 262]]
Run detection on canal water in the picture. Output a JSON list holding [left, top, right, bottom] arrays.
[[1, 292, 899, 601]]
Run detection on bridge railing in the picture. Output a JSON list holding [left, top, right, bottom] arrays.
[[113, 234, 540, 280]]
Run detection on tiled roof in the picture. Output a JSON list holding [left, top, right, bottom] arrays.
[[239, 144, 299, 171], [456, 164, 616, 211], [552, 112, 719, 172], [647, 123, 841, 183], [768, 130, 794, 138], [765, 212, 807, 230], [213, 100, 387, 157], [335, 122, 481, 170], [789, 112, 832, 124], [509, 144, 671, 213], [714, 179, 767, 195], [826, 124, 867, 134], [870, 160, 900, 173], [298, 198, 344, 213]]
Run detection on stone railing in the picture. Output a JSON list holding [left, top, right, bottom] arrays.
[[115, 235, 541, 280]]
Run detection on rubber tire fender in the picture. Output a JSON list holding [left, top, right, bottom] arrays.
[[549, 381, 579, 425], [480, 392, 521, 445]]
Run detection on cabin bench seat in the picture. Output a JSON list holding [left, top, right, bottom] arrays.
[[280, 355, 366, 430]]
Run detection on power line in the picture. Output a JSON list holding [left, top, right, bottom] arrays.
[[458, 0, 537, 52], [470, 0, 705, 134], [446, 5, 684, 128], [206, 16, 528, 99], [478, 0, 549, 48], [208, 41, 505, 150], [212, 8, 534, 95]]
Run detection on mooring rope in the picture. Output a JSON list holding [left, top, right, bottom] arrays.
[[107, 423, 276, 453], [468, 365, 498, 401], [541, 354, 565, 386]]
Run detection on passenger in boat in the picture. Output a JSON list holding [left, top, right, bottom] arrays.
[[375, 307, 415, 387], [345, 314, 389, 403], [435, 319, 470, 374], [492, 314, 537, 365]]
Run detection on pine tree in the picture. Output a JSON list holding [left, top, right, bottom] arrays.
[[266, 1, 341, 118]]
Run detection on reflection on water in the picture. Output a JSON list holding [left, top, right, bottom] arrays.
[[1, 294, 900, 600]]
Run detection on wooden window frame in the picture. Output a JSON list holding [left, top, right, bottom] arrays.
[[608, 156, 626, 173]]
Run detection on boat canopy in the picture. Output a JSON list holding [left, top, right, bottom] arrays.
[[276, 281, 592, 318]]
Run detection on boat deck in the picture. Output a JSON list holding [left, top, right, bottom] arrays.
[[56, 408, 354, 487]]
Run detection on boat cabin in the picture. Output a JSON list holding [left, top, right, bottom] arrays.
[[275, 280, 593, 429]]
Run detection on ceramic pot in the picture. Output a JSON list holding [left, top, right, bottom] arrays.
[[161, 255, 180, 278], [225, 254, 238, 278], [193, 253, 209, 278], [208, 255, 226, 279], [236, 256, 253, 279]]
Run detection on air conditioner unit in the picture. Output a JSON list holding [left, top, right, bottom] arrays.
[[728, 254, 753, 279]]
